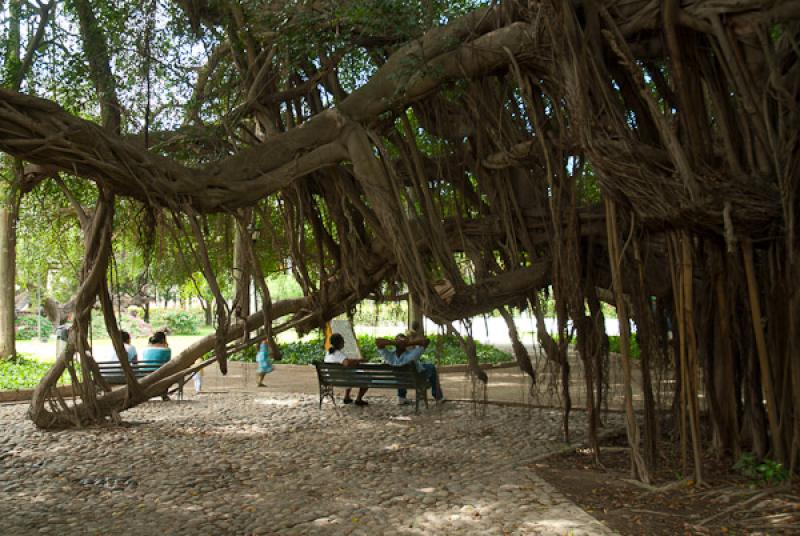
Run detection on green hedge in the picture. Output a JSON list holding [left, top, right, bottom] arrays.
[[88, 309, 203, 338], [0, 355, 73, 390], [148, 310, 202, 335], [226, 332, 640, 364], [15, 315, 54, 340], [547, 333, 642, 360], [90, 314, 152, 338], [607, 334, 641, 359], [162, 311, 201, 335], [229, 334, 511, 366]]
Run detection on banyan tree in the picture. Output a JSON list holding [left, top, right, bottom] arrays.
[[0, 0, 798, 484]]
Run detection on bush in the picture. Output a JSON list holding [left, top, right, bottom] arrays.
[[734, 452, 789, 485], [0, 354, 72, 390], [230, 344, 259, 362], [356, 335, 379, 361], [90, 313, 152, 339], [425, 335, 511, 366], [15, 314, 54, 340], [607, 333, 641, 359], [227, 333, 513, 366], [161, 310, 201, 335], [276, 338, 325, 365]]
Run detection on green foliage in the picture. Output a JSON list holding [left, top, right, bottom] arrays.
[[16, 180, 88, 303], [162, 310, 201, 335], [351, 301, 408, 326], [426, 335, 511, 366], [734, 453, 789, 485], [356, 335, 379, 361], [90, 312, 152, 339], [146, 309, 201, 335], [230, 344, 259, 363], [14, 315, 54, 341], [229, 337, 323, 364], [0, 355, 71, 390], [607, 334, 641, 360], [267, 273, 305, 301], [275, 337, 326, 365], [228, 333, 512, 366], [576, 160, 601, 204]]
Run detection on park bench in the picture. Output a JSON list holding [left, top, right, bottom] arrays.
[[97, 360, 188, 399], [313, 361, 431, 413]]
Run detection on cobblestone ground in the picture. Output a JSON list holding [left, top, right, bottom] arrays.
[[0, 394, 620, 535]]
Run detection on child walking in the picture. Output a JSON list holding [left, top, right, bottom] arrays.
[[256, 339, 273, 387]]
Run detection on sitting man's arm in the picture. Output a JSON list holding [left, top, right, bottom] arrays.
[[341, 358, 363, 367], [395, 346, 426, 366], [405, 336, 430, 348], [376, 339, 397, 364]]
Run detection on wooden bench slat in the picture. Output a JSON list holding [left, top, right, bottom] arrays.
[[98, 360, 171, 386], [319, 372, 416, 380], [97, 360, 190, 400]]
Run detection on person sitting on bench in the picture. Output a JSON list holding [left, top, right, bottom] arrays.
[[121, 330, 137, 363], [376, 334, 444, 405], [142, 331, 172, 400], [323, 333, 369, 406], [142, 331, 171, 365]]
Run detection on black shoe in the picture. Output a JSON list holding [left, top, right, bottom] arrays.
[[343, 397, 354, 404], [354, 399, 369, 407]]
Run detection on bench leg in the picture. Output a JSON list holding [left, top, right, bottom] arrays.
[[415, 387, 428, 414], [319, 385, 335, 409]]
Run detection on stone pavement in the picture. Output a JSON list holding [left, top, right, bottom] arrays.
[[0, 392, 621, 535]]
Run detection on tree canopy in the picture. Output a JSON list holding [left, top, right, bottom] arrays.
[[0, 0, 799, 482]]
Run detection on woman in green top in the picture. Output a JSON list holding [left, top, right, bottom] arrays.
[[142, 331, 171, 366], [142, 331, 172, 400]]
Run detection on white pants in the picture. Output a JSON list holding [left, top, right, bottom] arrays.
[[193, 372, 202, 393]]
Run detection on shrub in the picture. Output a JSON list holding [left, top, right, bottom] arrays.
[[227, 333, 513, 366], [230, 344, 259, 362], [15, 314, 54, 340], [356, 335, 379, 360], [162, 311, 201, 335], [734, 452, 789, 485], [607, 334, 641, 359], [89, 313, 152, 339], [278, 338, 326, 365], [426, 335, 511, 366], [0, 354, 72, 390]]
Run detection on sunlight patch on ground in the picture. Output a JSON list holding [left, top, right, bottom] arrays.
[[253, 397, 301, 407], [523, 517, 604, 533]]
